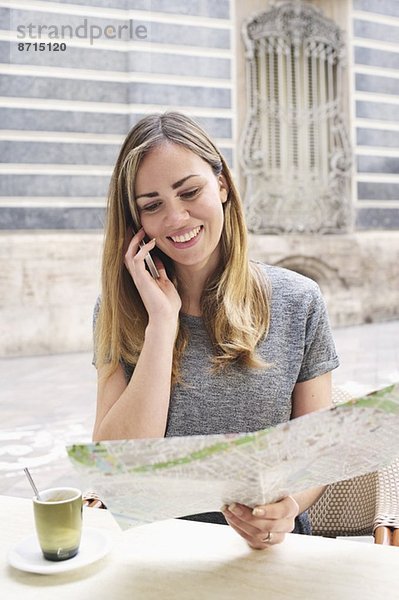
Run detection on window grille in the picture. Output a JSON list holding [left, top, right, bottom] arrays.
[[241, 2, 352, 234]]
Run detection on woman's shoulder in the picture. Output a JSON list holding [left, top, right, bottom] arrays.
[[252, 261, 321, 303]]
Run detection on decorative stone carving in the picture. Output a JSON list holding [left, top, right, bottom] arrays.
[[241, 1, 352, 234]]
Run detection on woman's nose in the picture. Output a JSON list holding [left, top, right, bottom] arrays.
[[164, 201, 190, 228]]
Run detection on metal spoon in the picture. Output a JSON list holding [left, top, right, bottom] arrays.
[[24, 467, 42, 500]]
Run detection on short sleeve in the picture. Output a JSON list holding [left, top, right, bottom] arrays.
[[92, 296, 101, 368], [91, 296, 134, 382], [297, 285, 339, 383]]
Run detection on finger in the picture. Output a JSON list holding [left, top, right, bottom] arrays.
[[138, 237, 156, 253], [85, 500, 103, 508], [124, 227, 145, 262], [223, 510, 263, 545], [126, 237, 156, 276], [226, 517, 266, 550], [223, 505, 263, 539], [252, 496, 299, 520], [226, 503, 253, 520], [137, 238, 157, 268], [256, 531, 285, 547], [152, 255, 168, 280], [251, 531, 285, 548], [223, 510, 285, 549], [225, 503, 295, 534]]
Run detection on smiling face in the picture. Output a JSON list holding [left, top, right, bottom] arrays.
[[134, 142, 228, 280]]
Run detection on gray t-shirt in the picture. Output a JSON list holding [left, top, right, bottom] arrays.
[[93, 264, 339, 534], [103, 264, 339, 436]]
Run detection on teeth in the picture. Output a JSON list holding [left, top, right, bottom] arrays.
[[171, 226, 201, 243]]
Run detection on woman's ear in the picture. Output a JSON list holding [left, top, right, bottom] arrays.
[[218, 174, 229, 203]]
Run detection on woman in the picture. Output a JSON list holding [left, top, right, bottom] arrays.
[[93, 111, 339, 549]]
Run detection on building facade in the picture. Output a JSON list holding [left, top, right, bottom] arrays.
[[0, 0, 398, 355]]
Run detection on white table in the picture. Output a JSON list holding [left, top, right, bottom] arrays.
[[1, 495, 398, 599]]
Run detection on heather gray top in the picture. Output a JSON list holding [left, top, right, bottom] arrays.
[[93, 264, 338, 533], [94, 264, 339, 437]]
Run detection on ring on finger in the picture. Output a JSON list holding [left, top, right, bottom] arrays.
[[262, 531, 273, 543]]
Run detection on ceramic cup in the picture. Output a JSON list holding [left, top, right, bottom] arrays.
[[33, 487, 82, 561]]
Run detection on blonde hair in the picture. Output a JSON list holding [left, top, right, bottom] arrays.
[[96, 112, 271, 384]]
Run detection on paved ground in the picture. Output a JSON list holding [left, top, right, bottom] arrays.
[[1, 320, 398, 499]]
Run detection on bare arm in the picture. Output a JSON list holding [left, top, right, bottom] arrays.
[[289, 370, 333, 511], [93, 322, 176, 440], [93, 229, 181, 441]]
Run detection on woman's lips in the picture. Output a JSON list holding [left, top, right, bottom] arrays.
[[167, 225, 203, 249]]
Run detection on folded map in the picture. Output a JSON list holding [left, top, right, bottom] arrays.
[[67, 384, 399, 529]]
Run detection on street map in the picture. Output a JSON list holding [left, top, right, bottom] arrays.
[[67, 384, 399, 529]]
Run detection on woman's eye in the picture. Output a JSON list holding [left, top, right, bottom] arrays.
[[141, 202, 161, 213], [180, 188, 200, 199]]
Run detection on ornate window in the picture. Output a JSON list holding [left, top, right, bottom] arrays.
[[241, 2, 352, 234]]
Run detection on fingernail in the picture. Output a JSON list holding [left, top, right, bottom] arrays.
[[252, 507, 266, 517], [229, 503, 243, 516], [220, 505, 228, 513]]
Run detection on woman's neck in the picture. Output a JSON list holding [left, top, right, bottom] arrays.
[[175, 266, 209, 317], [174, 249, 221, 317], [178, 276, 204, 316]]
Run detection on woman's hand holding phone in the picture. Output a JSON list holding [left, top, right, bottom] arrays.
[[124, 228, 181, 326], [138, 238, 160, 279]]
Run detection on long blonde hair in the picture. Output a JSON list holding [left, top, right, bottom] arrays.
[[96, 112, 271, 384]]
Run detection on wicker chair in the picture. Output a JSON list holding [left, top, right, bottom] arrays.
[[308, 387, 399, 545]]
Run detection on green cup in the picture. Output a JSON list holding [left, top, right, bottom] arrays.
[[33, 487, 82, 561]]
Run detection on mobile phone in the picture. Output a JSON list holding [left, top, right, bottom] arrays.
[[139, 239, 160, 279]]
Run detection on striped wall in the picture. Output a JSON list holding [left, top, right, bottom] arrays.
[[0, 0, 234, 229], [352, 0, 399, 229]]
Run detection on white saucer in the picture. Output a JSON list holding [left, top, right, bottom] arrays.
[[8, 527, 112, 574]]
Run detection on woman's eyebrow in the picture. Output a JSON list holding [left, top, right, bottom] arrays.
[[135, 174, 199, 200]]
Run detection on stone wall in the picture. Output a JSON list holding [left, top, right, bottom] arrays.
[[0, 232, 102, 356], [236, 0, 399, 328], [1, 0, 399, 356], [2, 229, 397, 358], [249, 231, 399, 327]]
